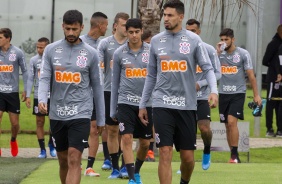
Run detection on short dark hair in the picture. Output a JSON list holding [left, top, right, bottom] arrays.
[[38, 37, 50, 44], [163, 0, 184, 14], [0, 28, 12, 41], [219, 28, 234, 38], [186, 19, 200, 28], [90, 12, 107, 27], [126, 18, 142, 30], [63, 10, 83, 25], [114, 12, 129, 24], [141, 30, 152, 41]]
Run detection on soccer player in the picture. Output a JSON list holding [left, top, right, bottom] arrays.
[[111, 18, 153, 184], [139, 1, 218, 184], [216, 28, 261, 163], [80, 11, 110, 176], [97, 12, 129, 179], [0, 28, 28, 157], [38, 10, 105, 183], [186, 19, 221, 170], [25, 37, 56, 158]]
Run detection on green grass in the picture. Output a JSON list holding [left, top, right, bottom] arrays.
[[20, 159, 282, 184], [0, 158, 46, 184]]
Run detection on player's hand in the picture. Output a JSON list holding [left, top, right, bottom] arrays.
[[139, 108, 149, 126], [21, 91, 27, 102], [253, 95, 262, 106], [111, 117, 118, 122], [38, 102, 48, 114], [216, 41, 225, 54], [97, 126, 104, 135], [25, 97, 31, 108], [208, 93, 218, 108], [196, 83, 200, 91], [275, 74, 282, 82]]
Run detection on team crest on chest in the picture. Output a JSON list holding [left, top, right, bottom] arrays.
[[179, 42, 190, 54], [233, 54, 240, 63], [76, 56, 87, 68], [9, 53, 16, 62], [142, 52, 149, 63]]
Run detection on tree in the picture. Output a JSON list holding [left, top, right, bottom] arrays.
[[137, 0, 256, 35]]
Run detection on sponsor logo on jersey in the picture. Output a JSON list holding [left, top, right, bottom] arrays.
[[122, 48, 128, 53], [222, 85, 237, 92], [0, 65, 14, 72], [53, 60, 61, 66], [76, 56, 87, 68], [0, 84, 12, 91], [36, 63, 41, 70], [55, 71, 81, 84], [158, 50, 167, 56], [127, 94, 141, 103], [109, 41, 115, 45], [55, 47, 63, 53], [125, 68, 147, 78], [163, 95, 185, 106], [119, 122, 125, 132], [179, 42, 190, 54], [9, 53, 16, 61], [161, 60, 187, 72], [233, 54, 240, 63], [122, 58, 131, 64], [196, 65, 202, 73], [79, 49, 88, 56], [180, 35, 188, 41], [197, 91, 202, 97], [56, 105, 78, 117], [221, 66, 238, 74], [142, 52, 149, 63], [159, 36, 167, 43]]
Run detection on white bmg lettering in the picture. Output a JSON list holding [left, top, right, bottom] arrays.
[[57, 105, 78, 117], [163, 95, 185, 106]]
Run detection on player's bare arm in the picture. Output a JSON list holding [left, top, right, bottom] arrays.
[[208, 93, 218, 108], [25, 97, 31, 108], [246, 69, 262, 105], [21, 91, 27, 102], [38, 102, 48, 114], [138, 108, 148, 126]]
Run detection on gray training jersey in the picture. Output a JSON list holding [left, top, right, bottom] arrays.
[[38, 39, 105, 126], [80, 34, 101, 49], [26, 54, 43, 98], [110, 42, 151, 118], [196, 42, 221, 100], [0, 45, 28, 93], [97, 35, 127, 91], [139, 29, 218, 110], [218, 47, 253, 94]]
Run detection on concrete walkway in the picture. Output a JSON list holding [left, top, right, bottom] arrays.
[[1, 138, 281, 159]]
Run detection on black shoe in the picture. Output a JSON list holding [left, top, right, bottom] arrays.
[[276, 131, 282, 138], [266, 129, 275, 137]]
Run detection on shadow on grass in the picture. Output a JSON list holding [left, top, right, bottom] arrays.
[[0, 158, 46, 184]]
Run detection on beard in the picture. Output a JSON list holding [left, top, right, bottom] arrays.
[[165, 23, 178, 31], [65, 35, 79, 43], [224, 43, 232, 51]]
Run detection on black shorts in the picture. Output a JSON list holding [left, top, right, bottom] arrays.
[[104, 91, 118, 125], [50, 118, 91, 152], [33, 98, 50, 116], [91, 98, 96, 121], [0, 92, 20, 114], [196, 100, 211, 121], [219, 93, 245, 123], [117, 104, 153, 139], [153, 107, 196, 151]]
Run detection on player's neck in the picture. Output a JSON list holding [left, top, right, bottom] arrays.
[[88, 29, 100, 40], [113, 34, 127, 44], [167, 25, 182, 34], [129, 41, 142, 52], [226, 45, 236, 54], [0, 43, 11, 52]]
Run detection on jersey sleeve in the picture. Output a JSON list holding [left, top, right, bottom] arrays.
[[38, 47, 52, 104], [242, 50, 253, 71], [90, 50, 105, 126], [18, 50, 28, 92], [26, 57, 35, 97], [110, 50, 121, 118], [97, 39, 106, 74], [139, 43, 157, 109]]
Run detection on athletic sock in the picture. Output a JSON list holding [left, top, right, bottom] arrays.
[[48, 133, 53, 146], [203, 145, 211, 154], [86, 156, 95, 169], [149, 141, 154, 151], [121, 154, 125, 168], [180, 178, 189, 184], [134, 158, 144, 174], [102, 142, 110, 160], [125, 163, 135, 181], [110, 153, 119, 170], [11, 137, 16, 142], [231, 146, 238, 156], [38, 139, 46, 151]]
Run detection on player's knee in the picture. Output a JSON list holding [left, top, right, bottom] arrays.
[[121, 134, 132, 146], [139, 139, 150, 150]]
